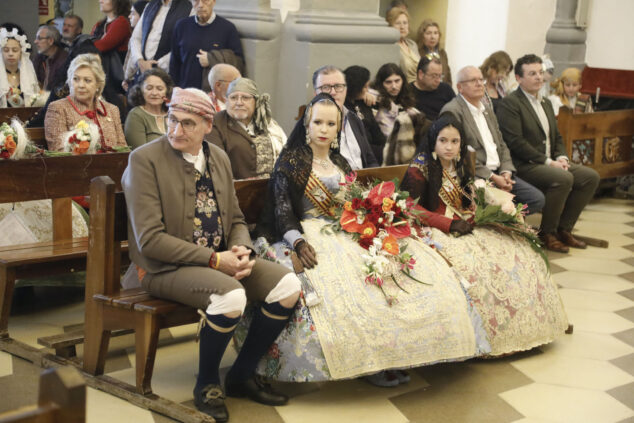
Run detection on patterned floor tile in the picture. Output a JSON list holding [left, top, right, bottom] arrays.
[[510, 354, 634, 390], [565, 307, 634, 334], [554, 271, 634, 293], [0, 351, 12, 378], [622, 257, 634, 267], [539, 331, 633, 361], [0, 355, 40, 414], [499, 383, 634, 423], [608, 381, 634, 410], [620, 272, 634, 283], [611, 353, 634, 377], [614, 328, 634, 348], [619, 289, 634, 302], [627, 232, 634, 239], [554, 257, 634, 276], [391, 385, 523, 423], [86, 388, 156, 423], [617, 416, 634, 423], [617, 307, 634, 324], [623, 244, 634, 253], [578, 210, 634, 223], [549, 262, 566, 274], [559, 289, 634, 312]]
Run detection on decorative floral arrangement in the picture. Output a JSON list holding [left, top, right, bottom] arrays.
[[472, 179, 548, 268], [0, 118, 36, 160], [61, 119, 101, 155], [322, 172, 432, 305]]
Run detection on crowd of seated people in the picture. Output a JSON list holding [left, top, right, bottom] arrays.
[[0, 1, 611, 421]]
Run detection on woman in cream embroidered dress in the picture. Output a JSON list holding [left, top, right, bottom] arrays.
[[45, 53, 127, 151], [237, 94, 489, 383], [400, 116, 568, 356]]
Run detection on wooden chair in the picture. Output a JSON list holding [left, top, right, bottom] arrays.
[[0, 153, 129, 340], [0, 366, 85, 423]]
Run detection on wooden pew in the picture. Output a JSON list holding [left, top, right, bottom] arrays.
[[558, 107, 634, 178], [81, 164, 409, 397], [0, 366, 85, 423], [0, 107, 40, 126], [0, 153, 129, 341]]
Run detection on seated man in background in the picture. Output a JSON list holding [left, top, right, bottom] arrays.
[[207, 63, 241, 112], [209, 78, 286, 179], [312, 65, 378, 169], [497, 54, 600, 252], [411, 54, 455, 120], [122, 87, 300, 422], [440, 65, 544, 214], [32, 25, 68, 92], [170, 0, 243, 89]]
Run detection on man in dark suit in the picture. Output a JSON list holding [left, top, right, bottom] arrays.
[[497, 54, 600, 252], [312, 65, 379, 169], [440, 65, 544, 214]]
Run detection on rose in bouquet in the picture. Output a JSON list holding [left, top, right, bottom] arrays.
[[472, 179, 548, 268], [0, 118, 37, 160], [322, 172, 432, 305], [62, 119, 101, 155]]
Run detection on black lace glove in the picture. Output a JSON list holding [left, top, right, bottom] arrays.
[[449, 220, 474, 236], [295, 239, 318, 269]]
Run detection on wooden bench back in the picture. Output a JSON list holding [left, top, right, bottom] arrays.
[[0, 153, 129, 242], [0, 366, 85, 423], [558, 107, 634, 178], [0, 107, 40, 126]]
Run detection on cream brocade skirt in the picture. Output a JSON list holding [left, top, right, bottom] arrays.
[[0, 200, 88, 245], [237, 218, 489, 381], [431, 227, 569, 356]]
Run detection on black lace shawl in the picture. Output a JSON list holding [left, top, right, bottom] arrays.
[[256, 94, 352, 242]]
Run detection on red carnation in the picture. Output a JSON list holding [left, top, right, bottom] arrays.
[[359, 237, 373, 250]]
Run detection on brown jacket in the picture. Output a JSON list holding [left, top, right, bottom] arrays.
[[207, 110, 257, 179], [121, 136, 252, 275]]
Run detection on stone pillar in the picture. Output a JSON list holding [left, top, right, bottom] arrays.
[[544, 0, 587, 74], [218, 0, 400, 133]]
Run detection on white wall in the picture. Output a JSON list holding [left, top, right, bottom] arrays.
[[586, 0, 634, 70], [445, 0, 509, 88], [504, 0, 556, 63]]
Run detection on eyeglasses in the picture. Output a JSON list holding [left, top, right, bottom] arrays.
[[316, 83, 346, 93], [459, 78, 484, 85], [167, 115, 198, 132], [35, 35, 51, 41], [227, 93, 254, 103], [425, 73, 443, 80]]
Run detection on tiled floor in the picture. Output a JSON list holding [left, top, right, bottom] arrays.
[[1, 197, 633, 423]]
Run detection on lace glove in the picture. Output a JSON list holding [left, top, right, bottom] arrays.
[[449, 220, 474, 236]]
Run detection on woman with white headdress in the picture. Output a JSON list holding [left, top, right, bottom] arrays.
[[0, 27, 40, 108]]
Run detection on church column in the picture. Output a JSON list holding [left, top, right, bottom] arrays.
[[544, 0, 587, 74], [219, 0, 399, 133]]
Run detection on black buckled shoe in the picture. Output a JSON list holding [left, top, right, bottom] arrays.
[[225, 375, 288, 406], [193, 384, 229, 422]]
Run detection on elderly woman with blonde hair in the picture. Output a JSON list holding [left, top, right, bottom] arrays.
[[44, 53, 127, 151], [386, 7, 420, 84], [549, 67, 593, 116]]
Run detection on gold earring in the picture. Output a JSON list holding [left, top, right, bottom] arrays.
[[432, 152, 437, 160]]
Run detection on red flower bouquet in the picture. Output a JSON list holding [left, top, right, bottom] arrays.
[[322, 172, 432, 305]]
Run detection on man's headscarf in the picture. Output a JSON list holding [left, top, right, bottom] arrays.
[[169, 87, 215, 121], [227, 78, 272, 134]]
